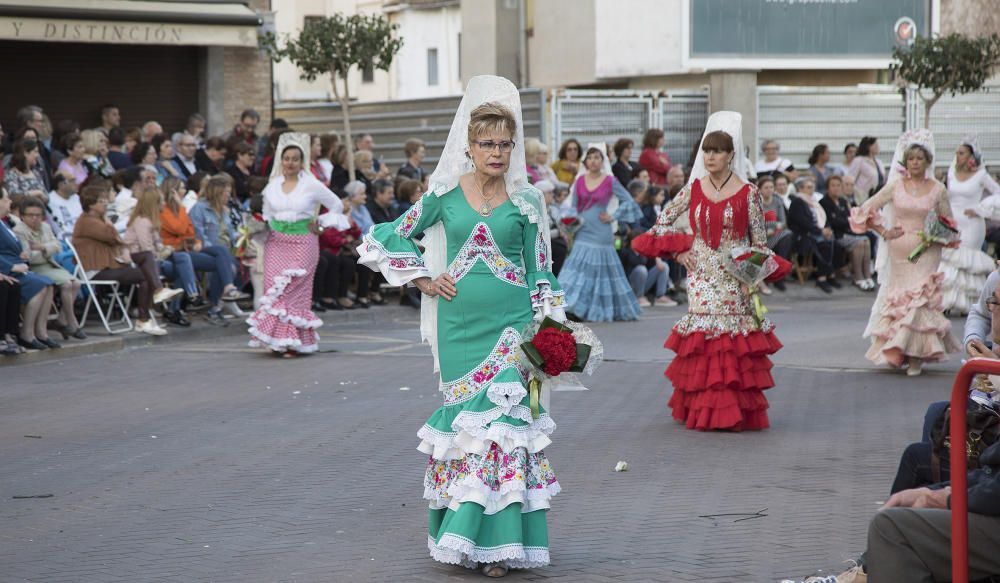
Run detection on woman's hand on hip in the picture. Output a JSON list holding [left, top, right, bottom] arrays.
[[677, 251, 695, 271], [431, 274, 457, 300]]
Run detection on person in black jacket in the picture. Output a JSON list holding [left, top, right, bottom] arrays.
[[612, 138, 639, 188], [786, 177, 840, 293], [819, 175, 874, 290]]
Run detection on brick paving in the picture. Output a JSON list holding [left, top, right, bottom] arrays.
[[0, 292, 967, 582]]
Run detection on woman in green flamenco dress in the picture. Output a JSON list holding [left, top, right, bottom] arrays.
[[359, 76, 566, 577]]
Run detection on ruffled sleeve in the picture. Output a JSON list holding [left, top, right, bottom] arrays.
[[522, 218, 566, 320], [610, 179, 643, 223], [358, 193, 440, 285], [631, 184, 695, 258]]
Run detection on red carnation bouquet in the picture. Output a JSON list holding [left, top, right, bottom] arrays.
[[519, 316, 603, 418], [724, 246, 785, 328], [908, 211, 960, 263]]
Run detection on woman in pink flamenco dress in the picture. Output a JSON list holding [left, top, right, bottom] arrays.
[[850, 129, 959, 376]]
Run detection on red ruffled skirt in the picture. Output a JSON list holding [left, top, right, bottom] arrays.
[[664, 329, 781, 431]]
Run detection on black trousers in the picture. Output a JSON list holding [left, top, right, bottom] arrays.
[[0, 280, 21, 336], [314, 250, 356, 299]]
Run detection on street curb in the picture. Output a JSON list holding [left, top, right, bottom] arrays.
[[0, 304, 420, 368]]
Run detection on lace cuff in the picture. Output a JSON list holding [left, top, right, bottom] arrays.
[[358, 235, 430, 286], [849, 207, 882, 234], [528, 274, 566, 320]]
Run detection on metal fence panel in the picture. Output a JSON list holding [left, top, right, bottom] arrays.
[[911, 84, 1000, 168], [757, 85, 904, 170], [658, 92, 710, 169], [551, 92, 655, 155]]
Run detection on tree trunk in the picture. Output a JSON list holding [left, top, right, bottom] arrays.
[[330, 69, 356, 178], [923, 92, 942, 129]]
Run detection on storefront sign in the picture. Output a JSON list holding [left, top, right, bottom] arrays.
[[0, 16, 257, 47]]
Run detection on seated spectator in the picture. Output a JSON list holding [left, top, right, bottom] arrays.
[[80, 129, 114, 180], [774, 174, 793, 209], [189, 175, 237, 251], [123, 185, 193, 326], [612, 138, 637, 188], [551, 139, 582, 185], [256, 128, 292, 177], [367, 178, 398, 226], [309, 134, 328, 184], [195, 137, 226, 175], [225, 142, 255, 203], [151, 133, 181, 182], [48, 173, 82, 238], [638, 129, 671, 186], [316, 133, 340, 187], [171, 113, 206, 149], [123, 127, 142, 154], [4, 126, 39, 169], [345, 180, 373, 236], [222, 108, 260, 148], [109, 167, 146, 233], [244, 188, 269, 309], [316, 208, 360, 311], [626, 179, 656, 231], [353, 150, 376, 196], [787, 176, 840, 293], [0, 189, 57, 350], [141, 121, 163, 143], [49, 120, 80, 176], [182, 171, 209, 211], [256, 117, 288, 160], [666, 166, 686, 194], [535, 180, 567, 276], [4, 139, 48, 199], [14, 197, 85, 339], [758, 177, 793, 291], [129, 142, 157, 170], [527, 139, 561, 188], [328, 143, 350, 195], [57, 134, 89, 185], [172, 133, 199, 181], [73, 182, 164, 335], [620, 230, 676, 308], [755, 139, 796, 181], [821, 175, 873, 291], [807, 143, 834, 194], [395, 179, 424, 213], [0, 271, 21, 355], [397, 138, 426, 184]]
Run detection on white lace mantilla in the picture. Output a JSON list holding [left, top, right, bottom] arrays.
[[447, 222, 527, 288]]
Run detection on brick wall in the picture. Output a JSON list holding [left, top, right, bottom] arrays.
[[221, 0, 272, 130]]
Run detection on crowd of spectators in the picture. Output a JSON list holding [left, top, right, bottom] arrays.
[[0, 103, 438, 356]]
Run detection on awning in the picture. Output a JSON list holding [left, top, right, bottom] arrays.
[[0, 0, 262, 47]]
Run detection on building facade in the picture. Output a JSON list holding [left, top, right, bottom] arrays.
[[0, 0, 272, 137]]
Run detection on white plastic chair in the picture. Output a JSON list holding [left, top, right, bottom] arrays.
[[65, 239, 134, 334]]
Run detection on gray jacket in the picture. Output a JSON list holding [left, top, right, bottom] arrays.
[[964, 270, 1000, 347]]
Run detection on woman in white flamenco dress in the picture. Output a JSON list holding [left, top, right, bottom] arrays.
[[939, 136, 1000, 315]]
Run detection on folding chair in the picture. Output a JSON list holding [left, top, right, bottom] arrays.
[[65, 239, 134, 334]]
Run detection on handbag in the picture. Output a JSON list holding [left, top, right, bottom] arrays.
[[929, 378, 1000, 482]]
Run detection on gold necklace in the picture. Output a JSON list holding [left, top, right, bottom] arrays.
[[474, 175, 498, 217]]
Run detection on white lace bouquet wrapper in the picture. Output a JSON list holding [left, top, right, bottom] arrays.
[[723, 245, 780, 288], [518, 317, 604, 418], [908, 210, 960, 263]]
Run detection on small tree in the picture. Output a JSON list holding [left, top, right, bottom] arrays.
[[891, 32, 1000, 128], [262, 14, 403, 176]]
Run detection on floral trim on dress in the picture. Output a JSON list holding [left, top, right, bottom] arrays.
[[441, 327, 527, 405], [529, 279, 566, 310], [534, 228, 549, 271], [395, 197, 423, 238], [362, 237, 426, 268], [447, 222, 527, 287]]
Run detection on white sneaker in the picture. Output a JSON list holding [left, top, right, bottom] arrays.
[[153, 287, 184, 305], [221, 301, 246, 318], [136, 319, 168, 336], [636, 296, 652, 307], [654, 295, 679, 307], [906, 358, 923, 376]]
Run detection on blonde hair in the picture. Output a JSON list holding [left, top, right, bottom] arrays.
[[160, 176, 184, 214], [80, 129, 105, 156], [524, 138, 542, 161], [467, 102, 516, 144], [128, 185, 162, 229], [354, 150, 375, 179], [201, 175, 232, 215]]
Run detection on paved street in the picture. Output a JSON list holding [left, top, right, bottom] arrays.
[[0, 291, 969, 582]]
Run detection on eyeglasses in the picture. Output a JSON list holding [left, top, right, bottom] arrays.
[[474, 140, 515, 153], [987, 298, 1000, 309]]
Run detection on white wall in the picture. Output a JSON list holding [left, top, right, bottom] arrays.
[[593, 0, 685, 79], [392, 6, 463, 99]]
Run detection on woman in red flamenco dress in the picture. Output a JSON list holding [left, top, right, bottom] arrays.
[[632, 111, 791, 431]]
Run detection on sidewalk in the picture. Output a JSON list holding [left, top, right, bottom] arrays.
[[0, 302, 421, 368]]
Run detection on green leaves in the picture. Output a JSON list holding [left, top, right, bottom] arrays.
[[260, 13, 403, 83]]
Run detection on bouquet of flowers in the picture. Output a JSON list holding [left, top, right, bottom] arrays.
[[519, 316, 603, 418], [724, 246, 782, 328], [908, 211, 959, 263]]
